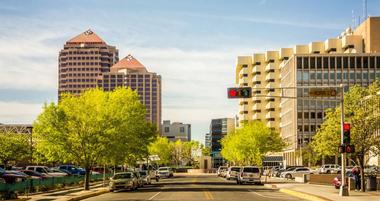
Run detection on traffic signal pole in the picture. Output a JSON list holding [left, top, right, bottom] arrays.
[[339, 84, 349, 196]]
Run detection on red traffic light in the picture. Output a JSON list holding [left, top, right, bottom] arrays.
[[343, 123, 350, 131], [229, 89, 238, 97], [227, 87, 252, 98]]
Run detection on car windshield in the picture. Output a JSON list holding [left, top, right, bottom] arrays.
[[219, 166, 227, 170], [113, 173, 132, 179], [158, 168, 169, 171], [139, 171, 147, 176], [243, 167, 260, 173], [231, 167, 240, 171]]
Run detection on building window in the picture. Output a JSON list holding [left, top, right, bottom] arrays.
[[304, 112, 309, 119], [311, 112, 316, 119], [164, 127, 169, 133], [298, 112, 302, 119], [180, 127, 185, 133]]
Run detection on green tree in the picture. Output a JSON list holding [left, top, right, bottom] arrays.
[[148, 137, 173, 165], [221, 121, 285, 166], [0, 132, 30, 167], [311, 80, 380, 192], [33, 88, 154, 190], [201, 145, 211, 157]]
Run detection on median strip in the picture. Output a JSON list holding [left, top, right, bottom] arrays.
[[279, 188, 332, 201]]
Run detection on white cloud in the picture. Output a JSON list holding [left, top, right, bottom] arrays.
[[0, 101, 43, 124]]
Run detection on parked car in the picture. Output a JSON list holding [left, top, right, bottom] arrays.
[[18, 170, 49, 179], [109, 172, 138, 192], [156, 167, 173, 178], [281, 167, 312, 179], [226, 166, 241, 180], [134, 171, 144, 187], [319, 164, 341, 174], [332, 170, 354, 189], [237, 166, 261, 185], [139, 170, 151, 185], [25, 166, 67, 177], [0, 170, 27, 184], [271, 166, 282, 177], [58, 165, 85, 175], [275, 166, 303, 177], [217, 166, 227, 177]]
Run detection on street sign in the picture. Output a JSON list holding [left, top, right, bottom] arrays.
[[227, 87, 252, 98], [309, 88, 337, 97]]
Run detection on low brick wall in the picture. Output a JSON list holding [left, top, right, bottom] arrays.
[[309, 174, 339, 185]]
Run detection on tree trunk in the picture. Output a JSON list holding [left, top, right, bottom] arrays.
[[357, 155, 365, 192], [84, 167, 91, 190]]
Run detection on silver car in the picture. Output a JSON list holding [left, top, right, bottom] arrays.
[[237, 166, 261, 185], [157, 167, 173, 178], [109, 172, 138, 191], [226, 166, 241, 180], [139, 170, 151, 185]]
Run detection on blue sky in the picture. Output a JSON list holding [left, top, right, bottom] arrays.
[[0, 0, 379, 143]]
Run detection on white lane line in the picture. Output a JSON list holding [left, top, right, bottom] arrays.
[[148, 191, 161, 200], [248, 190, 297, 200]]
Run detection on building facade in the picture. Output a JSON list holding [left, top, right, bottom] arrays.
[[209, 118, 235, 168], [58, 29, 119, 97], [97, 55, 162, 127], [59, 30, 161, 128], [160, 120, 191, 141], [204, 133, 211, 148], [235, 17, 380, 166]]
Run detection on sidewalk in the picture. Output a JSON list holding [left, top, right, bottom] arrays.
[[265, 177, 380, 201], [19, 183, 109, 201]]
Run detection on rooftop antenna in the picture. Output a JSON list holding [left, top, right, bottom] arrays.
[[363, 0, 367, 20], [352, 10, 356, 28]]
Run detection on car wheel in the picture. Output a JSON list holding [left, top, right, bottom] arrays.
[[335, 185, 340, 189], [326, 170, 331, 174], [337, 171, 341, 174], [286, 174, 292, 179], [110, 189, 114, 192]]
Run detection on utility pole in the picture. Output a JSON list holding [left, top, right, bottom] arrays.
[[339, 84, 349, 196]]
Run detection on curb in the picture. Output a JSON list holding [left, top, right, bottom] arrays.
[[279, 188, 332, 201], [59, 188, 110, 201]]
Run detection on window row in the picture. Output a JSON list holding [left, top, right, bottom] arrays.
[[296, 56, 380, 69], [297, 71, 380, 81]]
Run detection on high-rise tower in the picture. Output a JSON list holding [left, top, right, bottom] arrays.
[[58, 29, 118, 97]]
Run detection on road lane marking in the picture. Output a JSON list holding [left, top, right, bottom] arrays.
[[203, 189, 214, 200], [207, 191, 214, 200], [248, 190, 296, 200], [148, 192, 161, 200]]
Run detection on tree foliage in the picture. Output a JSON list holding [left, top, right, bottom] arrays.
[[0, 132, 30, 167], [148, 137, 202, 166], [311, 80, 380, 191], [33, 88, 156, 190], [221, 121, 285, 166]]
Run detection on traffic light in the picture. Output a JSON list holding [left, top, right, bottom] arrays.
[[343, 123, 350, 145], [227, 87, 252, 98]]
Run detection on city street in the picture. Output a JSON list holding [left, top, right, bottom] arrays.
[[83, 174, 305, 201]]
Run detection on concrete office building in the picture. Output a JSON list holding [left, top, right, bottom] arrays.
[[97, 54, 162, 127], [58, 29, 119, 97], [161, 120, 191, 141], [235, 17, 380, 166], [209, 118, 235, 168]]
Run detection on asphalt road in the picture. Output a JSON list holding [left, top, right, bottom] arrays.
[[83, 174, 305, 201]]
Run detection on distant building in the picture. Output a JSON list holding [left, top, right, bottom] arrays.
[[204, 133, 211, 148], [209, 118, 235, 168], [98, 54, 162, 127], [58, 30, 161, 128], [161, 120, 191, 141], [58, 29, 118, 97]]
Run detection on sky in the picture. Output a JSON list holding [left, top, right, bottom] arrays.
[[0, 0, 379, 143]]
